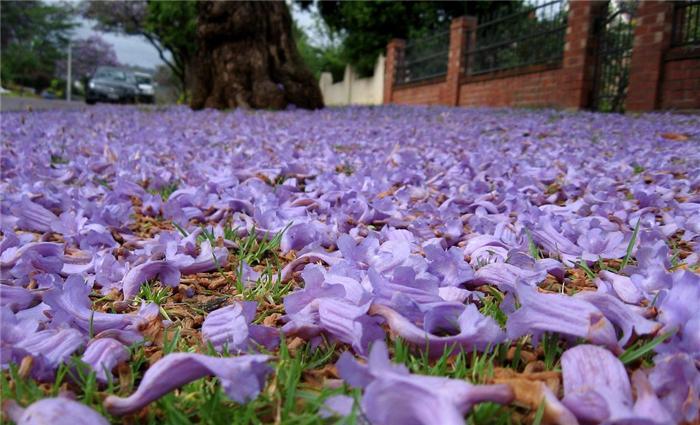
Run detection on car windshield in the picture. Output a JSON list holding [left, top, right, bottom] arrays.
[[95, 69, 128, 81], [135, 75, 152, 85]]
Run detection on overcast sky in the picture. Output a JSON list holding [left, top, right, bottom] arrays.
[[70, 4, 317, 70]]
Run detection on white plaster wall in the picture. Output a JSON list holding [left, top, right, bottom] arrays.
[[319, 55, 384, 106]]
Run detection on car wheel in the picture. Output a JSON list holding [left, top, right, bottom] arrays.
[[86, 98, 96, 105]]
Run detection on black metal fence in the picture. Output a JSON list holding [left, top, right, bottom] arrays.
[[591, 0, 638, 113], [673, 1, 700, 46], [394, 30, 450, 85], [465, 0, 569, 75]]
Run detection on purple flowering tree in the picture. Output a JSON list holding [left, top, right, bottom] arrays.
[[56, 34, 120, 82]]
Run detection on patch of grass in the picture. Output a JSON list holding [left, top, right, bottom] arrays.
[[541, 333, 562, 370], [577, 259, 596, 280], [480, 289, 508, 328], [149, 181, 179, 201], [134, 281, 172, 321], [468, 402, 513, 425], [50, 153, 69, 165], [135, 281, 171, 305], [199, 223, 290, 267]]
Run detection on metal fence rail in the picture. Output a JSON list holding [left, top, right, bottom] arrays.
[[395, 29, 450, 85], [673, 1, 700, 46], [465, 0, 569, 75]]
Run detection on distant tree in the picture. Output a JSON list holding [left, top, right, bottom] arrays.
[[55, 35, 120, 82], [293, 19, 344, 82], [82, 0, 195, 95], [1, 0, 75, 91]]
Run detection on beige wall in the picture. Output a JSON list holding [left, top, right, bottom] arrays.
[[319, 55, 384, 106]]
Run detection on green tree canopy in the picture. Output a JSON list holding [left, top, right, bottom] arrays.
[[1, 0, 75, 91], [304, 1, 518, 76]]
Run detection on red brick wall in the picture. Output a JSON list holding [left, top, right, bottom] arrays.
[[392, 80, 447, 106], [626, 1, 674, 111], [384, 1, 699, 112], [384, 1, 600, 110], [458, 67, 565, 108], [660, 53, 700, 109]]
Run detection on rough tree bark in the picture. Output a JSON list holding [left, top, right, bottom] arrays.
[[189, 1, 324, 110]]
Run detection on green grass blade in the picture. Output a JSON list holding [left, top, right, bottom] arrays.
[[619, 219, 641, 272], [619, 331, 674, 364]]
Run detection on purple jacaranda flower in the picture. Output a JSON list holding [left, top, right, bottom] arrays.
[[61, 249, 95, 275], [575, 289, 660, 346], [320, 394, 355, 418], [278, 250, 343, 283], [369, 303, 504, 357], [14, 327, 86, 380], [1, 306, 39, 365], [561, 345, 672, 424], [630, 369, 674, 424], [657, 271, 700, 339], [1, 242, 63, 278], [472, 262, 547, 291], [506, 285, 621, 353], [576, 224, 628, 262], [201, 301, 278, 353], [11, 197, 58, 232], [0, 284, 40, 312], [595, 270, 645, 304], [280, 222, 321, 253], [121, 260, 180, 300], [505, 250, 566, 282], [44, 275, 158, 334], [625, 237, 673, 293], [93, 253, 126, 294], [424, 244, 474, 287], [648, 352, 700, 423], [0, 231, 20, 254], [51, 211, 117, 249], [10, 249, 64, 284], [368, 267, 442, 313], [104, 353, 271, 415], [529, 216, 582, 265], [336, 340, 513, 425], [282, 266, 383, 354], [652, 270, 700, 360], [81, 337, 130, 382], [177, 240, 229, 275], [337, 232, 412, 273], [3, 397, 110, 425], [283, 265, 347, 314]]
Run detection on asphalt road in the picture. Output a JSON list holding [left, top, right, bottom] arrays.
[[0, 96, 87, 112]]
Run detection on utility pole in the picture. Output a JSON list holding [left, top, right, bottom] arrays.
[[66, 41, 72, 101]]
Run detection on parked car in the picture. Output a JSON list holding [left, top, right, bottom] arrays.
[[85, 67, 138, 104], [133, 72, 156, 104]]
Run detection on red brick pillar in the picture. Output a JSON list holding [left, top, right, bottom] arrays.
[[625, 1, 674, 112], [384, 39, 405, 104], [443, 16, 477, 106], [561, 0, 604, 109]]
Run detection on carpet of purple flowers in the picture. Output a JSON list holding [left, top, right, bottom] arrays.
[[1, 105, 699, 425]]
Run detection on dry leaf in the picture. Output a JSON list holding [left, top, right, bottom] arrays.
[[660, 132, 689, 141]]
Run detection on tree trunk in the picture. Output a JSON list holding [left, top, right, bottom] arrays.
[[189, 1, 323, 110]]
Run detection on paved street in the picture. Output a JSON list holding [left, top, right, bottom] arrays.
[[0, 96, 86, 112]]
